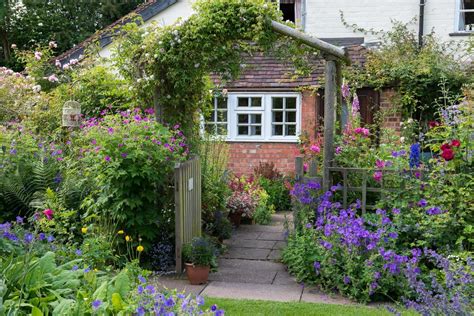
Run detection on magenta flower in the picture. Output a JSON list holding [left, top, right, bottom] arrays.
[[310, 144, 320, 153], [352, 94, 360, 116], [341, 83, 350, 99], [375, 159, 385, 169], [373, 171, 383, 182], [42, 209, 54, 220], [335, 146, 342, 155], [104, 156, 111, 162]]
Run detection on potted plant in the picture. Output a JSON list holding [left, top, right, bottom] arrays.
[[226, 191, 256, 227], [183, 236, 217, 285]]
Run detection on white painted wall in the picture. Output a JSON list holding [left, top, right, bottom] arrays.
[[99, 0, 195, 59], [304, 0, 471, 46]]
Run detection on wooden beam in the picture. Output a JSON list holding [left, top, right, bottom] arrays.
[[322, 59, 337, 191], [270, 21, 350, 64]]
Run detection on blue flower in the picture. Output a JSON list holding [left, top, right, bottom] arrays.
[[84, 267, 91, 273], [136, 306, 146, 316], [211, 304, 218, 311], [138, 275, 146, 283], [24, 233, 34, 244], [417, 199, 428, 208], [16, 216, 24, 224], [343, 276, 351, 284], [72, 265, 78, 271], [409, 143, 421, 168], [38, 233, 45, 241], [164, 297, 175, 307], [195, 295, 204, 306], [137, 285, 144, 294], [145, 285, 155, 294], [47, 235, 55, 242], [75, 249, 82, 256], [91, 299, 102, 310]]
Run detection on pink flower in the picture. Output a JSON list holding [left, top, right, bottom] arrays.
[[354, 127, 370, 137], [42, 209, 54, 220], [47, 74, 59, 83], [373, 171, 383, 183], [375, 159, 385, 169], [34, 51, 42, 60], [352, 94, 360, 116], [303, 163, 308, 172], [310, 144, 320, 154], [341, 84, 350, 99], [335, 146, 342, 155], [55, 60, 61, 68]]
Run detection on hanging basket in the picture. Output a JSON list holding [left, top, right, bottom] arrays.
[[62, 100, 81, 127]]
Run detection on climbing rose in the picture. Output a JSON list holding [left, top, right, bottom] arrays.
[[310, 144, 320, 153], [441, 148, 455, 161], [373, 171, 383, 182], [440, 143, 451, 151], [42, 209, 53, 220]]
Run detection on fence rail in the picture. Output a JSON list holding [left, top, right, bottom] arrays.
[[174, 157, 202, 274]]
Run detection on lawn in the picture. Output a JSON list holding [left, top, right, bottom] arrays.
[[204, 297, 404, 316]]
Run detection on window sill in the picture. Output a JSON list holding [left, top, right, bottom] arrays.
[[449, 32, 473, 37], [226, 139, 299, 143]]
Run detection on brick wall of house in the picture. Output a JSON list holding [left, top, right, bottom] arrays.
[[380, 88, 401, 133], [226, 91, 317, 175]]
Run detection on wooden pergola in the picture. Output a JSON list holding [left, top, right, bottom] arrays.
[[271, 21, 350, 190]]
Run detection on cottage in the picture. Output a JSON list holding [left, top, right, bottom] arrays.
[[57, 0, 472, 174]]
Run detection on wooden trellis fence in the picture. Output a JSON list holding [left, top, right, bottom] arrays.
[[174, 156, 202, 274]]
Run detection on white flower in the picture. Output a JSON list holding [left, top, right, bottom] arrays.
[[38, 22, 43, 26], [222, 89, 228, 96], [407, 118, 414, 124], [400, 137, 405, 143], [399, 122, 404, 126], [32, 85, 42, 93], [69, 59, 78, 65], [48, 41, 57, 49], [34, 51, 42, 60], [194, 63, 200, 68], [55, 60, 61, 68], [62, 63, 70, 70], [5, 69, 13, 75], [154, 54, 158, 58], [47, 74, 59, 83], [11, 44, 17, 49], [145, 53, 150, 58]]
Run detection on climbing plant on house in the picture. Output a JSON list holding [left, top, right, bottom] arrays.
[[111, 0, 316, 140]]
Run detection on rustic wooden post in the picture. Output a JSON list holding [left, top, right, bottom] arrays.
[[342, 169, 348, 208], [309, 159, 318, 177], [361, 170, 367, 215], [295, 157, 304, 181], [322, 59, 337, 191], [336, 61, 345, 134], [174, 162, 183, 274]]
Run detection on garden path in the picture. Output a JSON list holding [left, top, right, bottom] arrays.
[[154, 212, 352, 305]]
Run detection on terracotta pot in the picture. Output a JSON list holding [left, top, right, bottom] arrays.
[[185, 263, 210, 285], [228, 211, 243, 227]]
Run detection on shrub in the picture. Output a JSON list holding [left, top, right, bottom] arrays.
[[226, 191, 256, 218], [183, 236, 218, 267], [257, 177, 291, 212], [254, 161, 282, 180], [69, 109, 188, 247], [253, 189, 275, 225], [205, 211, 233, 242]]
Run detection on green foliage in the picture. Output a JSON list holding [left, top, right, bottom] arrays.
[[183, 236, 218, 267], [205, 211, 233, 242], [345, 21, 470, 121], [253, 189, 275, 225], [69, 111, 188, 248], [257, 177, 291, 212]]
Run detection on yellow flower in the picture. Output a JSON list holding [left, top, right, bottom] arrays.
[[117, 230, 124, 235], [125, 235, 131, 242], [94, 268, 98, 272], [81, 227, 88, 234], [137, 245, 144, 252]]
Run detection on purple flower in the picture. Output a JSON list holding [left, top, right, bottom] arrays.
[[136, 306, 146, 316], [72, 265, 78, 271], [417, 199, 427, 207], [321, 240, 333, 249], [426, 207, 444, 215], [38, 233, 46, 241], [104, 155, 111, 162], [75, 249, 82, 256], [165, 297, 175, 307], [341, 83, 350, 99], [47, 235, 55, 242], [137, 285, 144, 294], [305, 223, 313, 229], [121, 152, 128, 158], [211, 304, 218, 312], [24, 233, 34, 244], [388, 232, 398, 239], [92, 299, 102, 310], [16, 216, 24, 224], [84, 267, 91, 273], [138, 275, 146, 283], [392, 208, 400, 215], [196, 295, 204, 306], [343, 276, 351, 284], [313, 261, 321, 274], [145, 285, 155, 294]]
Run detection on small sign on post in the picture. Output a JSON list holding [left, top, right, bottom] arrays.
[[62, 100, 81, 127]]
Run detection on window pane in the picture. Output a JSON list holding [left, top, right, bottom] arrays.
[[273, 97, 284, 109], [238, 126, 248, 135], [286, 111, 296, 123], [464, 12, 474, 30], [286, 124, 296, 136], [205, 124, 215, 134], [250, 114, 261, 124], [251, 126, 262, 136], [464, 0, 474, 10], [286, 97, 297, 109], [217, 110, 227, 122], [273, 111, 283, 122], [273, 124, 283, 136], [216, 124, 227, 135], [238, 97, 249, 107], [238, 114, 248, 124], [217, 97, 228, 109], [251, 97, 262, 107]]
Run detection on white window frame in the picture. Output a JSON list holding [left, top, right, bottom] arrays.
[[203, 96, 228, 136], [455, 0, 474, 32], [227, 92, 301, 142]]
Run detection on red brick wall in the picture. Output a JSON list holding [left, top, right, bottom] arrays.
[[380, 88, 401, 133], [226, 91, 317, 175]]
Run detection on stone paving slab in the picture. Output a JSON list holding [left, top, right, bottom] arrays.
[[237, 224, 285, 233], [301, 287, 355, 305], [217, 258, 286, 272], [273, 241, 287, 250], [222, 247, 271, 260], [224, 239, 276, 249], [257, 232, 287, 241], [272, 270, 298, 286], [209, 270, 277, 284], [231, 231, 261, 240], [152, 277, 207, 295], [201, 281, 303, 302], [267, 249, 282, 261]]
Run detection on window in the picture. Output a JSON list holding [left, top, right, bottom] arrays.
[[458, 0, 474, 31], [271, 97, 297, 136], [204, 97, 228, 136], [280, 0, 296, 23]]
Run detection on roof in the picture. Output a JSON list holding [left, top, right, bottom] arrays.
[[56, 0, 177, 64], [213, 41, 367, 90]]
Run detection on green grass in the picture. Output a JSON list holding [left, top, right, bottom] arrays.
[[203, 297, 400, 316]]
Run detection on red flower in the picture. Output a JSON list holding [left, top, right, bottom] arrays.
[[428, 121, 440, 128], [451, 139, 461, 147], [441, 148, 455, 161], [440, 143, 451, 151], [42, 209, 54, 220]]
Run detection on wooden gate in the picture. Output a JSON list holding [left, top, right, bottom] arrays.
[[174, 157, 202, 274]]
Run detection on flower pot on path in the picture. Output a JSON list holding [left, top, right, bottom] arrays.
[[228, 211, 243, 227], [185, 263, 210, 285]]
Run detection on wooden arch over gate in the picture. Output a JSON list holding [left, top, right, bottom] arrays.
[[269, 21, 350, 191]]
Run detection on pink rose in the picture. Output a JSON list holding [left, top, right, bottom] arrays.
[[310, 144, 320, 154], [42, 209, 54, 220]]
